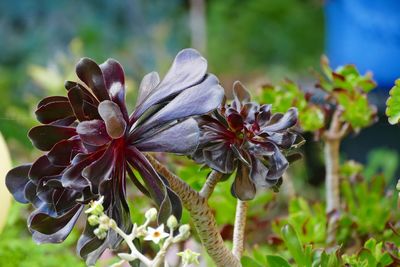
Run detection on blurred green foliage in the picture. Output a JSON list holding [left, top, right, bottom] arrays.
[[0, 203, 85, 267], [258, 80, 325, 131], [208, 0, 324, 75]]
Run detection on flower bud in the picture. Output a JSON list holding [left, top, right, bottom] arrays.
[[176, 224, 190, 241], [85, 196, 105, 216], [167, 215, 178, 230], [94, 228, 107, 240], [88, 215, 99, 226], [145, 208, 158, 222], [396, 179, 400, 191]]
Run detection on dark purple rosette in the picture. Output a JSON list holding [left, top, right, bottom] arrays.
[[193, 81, 303, 200], [5, 49, 224, 264]]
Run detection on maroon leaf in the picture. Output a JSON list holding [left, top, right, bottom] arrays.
[[76, 120, 111, 146], [76, 58, 110, 101], [35, 101, 74, 124], [5, 164, 32, 203], [98, 100, 126, 139], [28, 125, 77, 151], [134, 118, 199, 154], [29, 205, 83, 244]]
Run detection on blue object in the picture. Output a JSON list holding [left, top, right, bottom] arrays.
[[325, 0, 400, 90]]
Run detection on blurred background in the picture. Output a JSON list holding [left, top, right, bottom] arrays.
[[0, 0, 399, 266]]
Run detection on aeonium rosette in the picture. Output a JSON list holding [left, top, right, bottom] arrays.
[[5, 49, 224, 264], [193, 82, 303, 200]]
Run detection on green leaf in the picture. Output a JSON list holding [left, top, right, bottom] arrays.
[[386, 79, 400, 125], [266, 255, 291, 267], [241, 256, 263, 267], [281, 224, 311, 267]]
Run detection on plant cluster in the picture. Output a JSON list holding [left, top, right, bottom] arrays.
[[4, 48, 400, 267]]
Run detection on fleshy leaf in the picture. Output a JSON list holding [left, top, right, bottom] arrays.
[[76, 58, 110, 101], [134, 74, 223, 136], [132, 48, 208, 119], [76, 120, 111, 146], [29, 205, 83, 244], [136, 71, 160, 107], [5, 164, 32, 203], [386, 79, 400, 125], [28, 125, 77, 151], [135, 118, 199, 154], [98, 100, 127, 139]]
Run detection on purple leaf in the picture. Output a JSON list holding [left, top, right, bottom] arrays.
[[134, 74, 224, 135], [136, 71, 160, 107], [35, 101, 74, 124], [261, 108, 298, 133], [76, 58, 110, 101], [231, 163, 256, 201], [5, 164, 32, 203], [76, 120, 111, 146], [132, 48, 208, 119], [29, 156, 64, 184], [82, 145, 115, 193], [28, 125, 77, 151], [98, 100, 126, 139], [29, 204, 83, 244], [134, 118, 199, 154]]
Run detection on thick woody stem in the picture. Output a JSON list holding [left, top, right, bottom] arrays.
[[232, 200, 248, 259], [324, 109, 343, 214], [145, 154, 241, 267], [199, 170, 223, 199], [324, 109, 347, 244], [324, 138, 340, 214]]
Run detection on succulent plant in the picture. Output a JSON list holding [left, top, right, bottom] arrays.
[[5, 49, 224, 264], [193, 81, 302, 200]]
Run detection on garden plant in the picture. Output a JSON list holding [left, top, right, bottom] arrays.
[[4, 48, 400, 267]]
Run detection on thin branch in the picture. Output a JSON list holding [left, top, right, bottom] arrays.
[[199, 170, 223, 199], [232, 200, 248, 259], [145, 153, 241, 267]]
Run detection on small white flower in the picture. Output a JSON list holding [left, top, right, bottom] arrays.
[[177, 249, 200, 266], [144, 224, 169, 244]]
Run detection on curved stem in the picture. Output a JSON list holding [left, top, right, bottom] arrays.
[[199, 170, 223, 199], [112, 225, 152, 266], [145, 154, 241, 267], [232, 200, 248, 259]]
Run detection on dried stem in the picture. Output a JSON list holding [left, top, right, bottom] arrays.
[[232, 200, 248, 259], [199, 170, 223, 199], [145, 154, 241, 267]]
